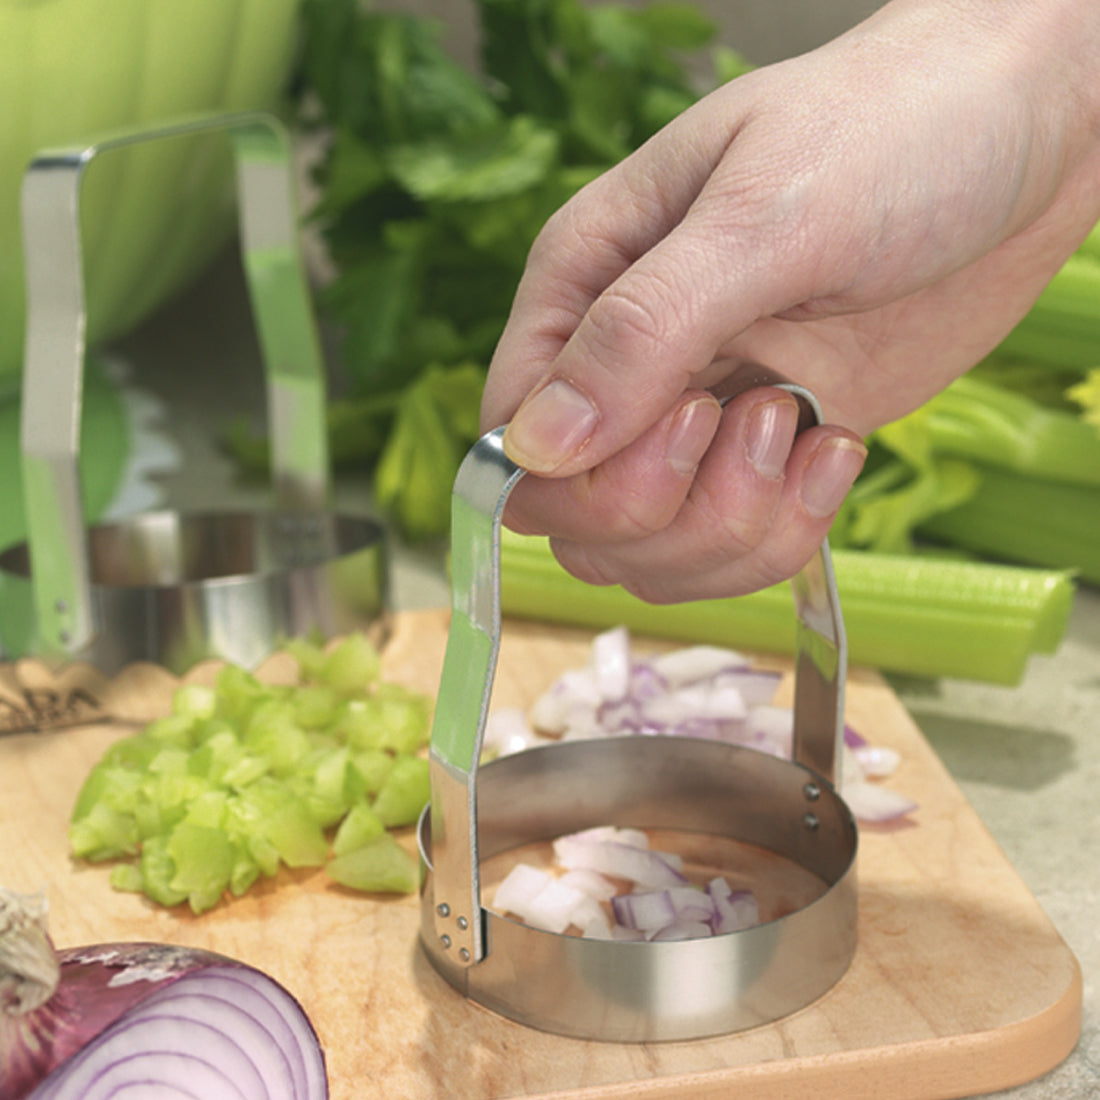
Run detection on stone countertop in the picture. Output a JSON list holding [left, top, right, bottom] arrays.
[[109, 254, 1098, 1099]]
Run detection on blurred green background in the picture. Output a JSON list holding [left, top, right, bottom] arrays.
[[0, 0, 303, 548]]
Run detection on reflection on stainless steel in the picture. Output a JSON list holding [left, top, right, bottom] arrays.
[[419, 402, 856, 1043], [0, 113, 387, 673]]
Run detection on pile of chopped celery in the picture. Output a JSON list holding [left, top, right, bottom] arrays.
[[69, 634, 431, 914]]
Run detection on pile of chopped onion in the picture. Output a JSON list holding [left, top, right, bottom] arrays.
[[492, 826, 759, 942], [484, 626, 916, 824]]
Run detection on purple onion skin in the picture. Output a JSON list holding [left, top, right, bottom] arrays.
[[3, 942, 323, 1100]]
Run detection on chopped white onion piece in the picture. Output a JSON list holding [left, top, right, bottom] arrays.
[[646, 645, 749, 687], [708, 878, 760, 934], [567, 825, 649, 850], [492, 864, 554, 919], [650, 920, 713, 942], [529, 668, 601, 735], [840, 781, 918, 823], [590, 626, 633, 700], [483, 707, 546, 757], [552, 835, 686, 889], [852, 744, 902, 778], [558, 869, 618, 902]]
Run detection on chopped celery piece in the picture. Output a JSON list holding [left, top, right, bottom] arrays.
[[292, 684, 340, 729], [284, 635, 328, 681], [236, 779, 328, 869], [336, 689, 431, 754], [230, 854, 262, 897], [181, 789, 229, 829], [319, 633, 381, 696], [373, 756, 430, 827], [350, 748, 394, 795], [70, 632, 433, 909], [139, 834, 189, 908], [172, 683, 217, 720], [327, 833, 418, 894], [243, 701, 312, 776], [311, 746, 355, 810], [109, 863, 143, 893], [332, 801, 385, 856], [69, 802, 139, 861], [213, 664, 269, 722], [167, 822, 236, 914], [143, 713, 199, 747], [246, 832, 282, 878]]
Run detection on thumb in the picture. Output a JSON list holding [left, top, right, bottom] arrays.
[[500, 217, 784, 475]]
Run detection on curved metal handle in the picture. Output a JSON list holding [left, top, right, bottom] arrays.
[[19, 111, 328, 659], [428, 388, 848, 966]]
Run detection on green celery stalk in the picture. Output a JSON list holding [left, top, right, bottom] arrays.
[[995, 253, 1100, 370], [915, 374, 1100, 487], [919, 468, 1100, 584], [498, 531, 1074, 686]]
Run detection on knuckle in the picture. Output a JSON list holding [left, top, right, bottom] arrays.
[[586, 273, 684, 361]]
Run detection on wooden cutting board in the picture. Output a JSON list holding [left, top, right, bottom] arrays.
[[0, 610, 1081, 1100]]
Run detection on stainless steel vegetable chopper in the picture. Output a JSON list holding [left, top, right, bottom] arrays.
[[418, 383, 858, 1042], [0, 113, 386, 675]]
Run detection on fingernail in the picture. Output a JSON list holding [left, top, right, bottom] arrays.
[[801, 437, 867, 518], [745, 397, 799, 479], [503, 379, 599, 471], [666, 396, 721, 475]]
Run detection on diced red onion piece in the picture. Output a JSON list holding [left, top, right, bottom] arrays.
[[711, 667, 783, 707], [707, 879, 759, 934], [552, 836, 687, 889], [852, 744, 901, 778], [649, 921, 713, 942], [528, 669, 601, 735], [645, 646, 749, 687], [557, 869, 617, 902], [664, 886, 716, 926], [482, 707, 544, 757], [567, 825, 649, 850], [590, 626, 632, 701], [522, 878, 591, 934], [611, 890, 676, 933], [841, 781, 918, 823], [843, 725, 867, 748], [640, 684, 747, 726], [492, 864, 554, 921]]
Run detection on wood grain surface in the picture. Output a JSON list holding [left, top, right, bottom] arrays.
[[0, 610, 1081, 1099]]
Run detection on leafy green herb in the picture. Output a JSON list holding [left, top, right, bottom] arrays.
[[294, 0, 730, 537]]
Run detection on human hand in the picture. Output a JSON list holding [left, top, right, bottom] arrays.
[[480, 0, 1100, 602]]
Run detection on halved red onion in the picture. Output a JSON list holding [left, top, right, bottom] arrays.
[[1, 890, 327, 1100]]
